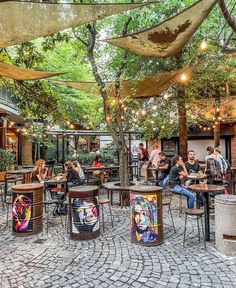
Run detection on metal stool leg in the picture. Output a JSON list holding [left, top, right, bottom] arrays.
[[101, 204, 104, 231], [179, 195, 183, 213], [108, 203, 114, 228], [197, 216, 200, 242], [169, 205, 176, 232], [200, 216, 206, 250], [6, 204, 9, 226], [183, 213, 187, 247], [46, 205, 49, 235]]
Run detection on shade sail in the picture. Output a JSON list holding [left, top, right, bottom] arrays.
[[54, 64, 200, 99], [0, 1, 150, 48], [104, 0, 217, 57], [0, 62, 63, 80]]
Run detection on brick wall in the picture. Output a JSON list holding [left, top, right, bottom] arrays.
[[21, 135, 33, 165], [231, 125, 236, 166]]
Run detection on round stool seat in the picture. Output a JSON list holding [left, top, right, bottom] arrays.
[[185, 208, 204, 216], [162, 198, 171, 205], [99, 199, 110, 205], [51, 188, 61, 192], [5, 198, 13, 205], [44, 199, 58, 205]]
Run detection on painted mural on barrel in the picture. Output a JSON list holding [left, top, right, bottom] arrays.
[[72, 197, 99, 234], [130, 193, 158, 243], [12, 193, 33, 233]]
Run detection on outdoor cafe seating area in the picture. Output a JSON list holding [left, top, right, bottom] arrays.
[[0, 159, 235, 252]]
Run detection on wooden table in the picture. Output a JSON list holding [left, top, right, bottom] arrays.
[[44, 179, 67, 199], [83, 165, 138, 184], [188, 184, 225, 241], [4, 169, 32, 199], [102, 181, 133, 207]]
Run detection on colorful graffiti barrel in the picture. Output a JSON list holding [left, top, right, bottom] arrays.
[[130, 185, 163, 246], [12, 184, 43, 236], [68, 185, 100, 240]]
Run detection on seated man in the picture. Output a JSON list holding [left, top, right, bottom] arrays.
[[157, 152, 171, 190], [169, 155, 195, 209], [185, 150, 200, 175]]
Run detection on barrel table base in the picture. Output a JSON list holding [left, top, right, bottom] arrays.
[[12, 184, 43, 237], [69, 185, 100, 241], [130, 185, 163, 246]]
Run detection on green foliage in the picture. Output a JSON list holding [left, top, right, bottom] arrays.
[[0, 149, 15, 171]]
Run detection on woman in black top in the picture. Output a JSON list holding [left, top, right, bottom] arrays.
[[64, 161, 81, 188]]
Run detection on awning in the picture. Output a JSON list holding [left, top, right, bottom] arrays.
[[104, 0, 217, 57], [53, 64, 201, 99], [0, 62, 63, 80], [0, 1, 149, 48]]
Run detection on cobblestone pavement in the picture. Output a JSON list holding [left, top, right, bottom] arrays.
[[0, 190, 236, 288]]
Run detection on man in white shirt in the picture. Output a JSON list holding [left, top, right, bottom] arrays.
[[148, 144, 161, 168], [148, 144, 161, 180]]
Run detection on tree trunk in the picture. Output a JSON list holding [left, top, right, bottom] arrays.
[[119, 144, 130, 205], [214, 104, 221, 147], [177, 87, 188, 161]]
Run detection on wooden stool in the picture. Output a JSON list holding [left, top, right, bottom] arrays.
[[98, 198, 113, 232], [183, 208, 206, 249], [162, 193, 176, 232]]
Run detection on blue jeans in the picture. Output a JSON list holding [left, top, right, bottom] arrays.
[[170, 185, 195, 209], [162, 175, 169, 191]]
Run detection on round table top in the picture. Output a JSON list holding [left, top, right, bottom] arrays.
[[130, 185, 162, 193], [102, 181, 134, 191], [69, 185, 99, 193], [12, 183, 43, 191], [188, 184, 225, 193]]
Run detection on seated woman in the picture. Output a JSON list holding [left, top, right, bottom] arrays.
[[92, 155, 107, 184], [73, 161, 85, 185], [31, 159, 48, 183], [169, 155, 195, 209], [64, 161, 81, 189]]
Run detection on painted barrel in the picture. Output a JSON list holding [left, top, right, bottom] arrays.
[[130, 185, 163, 246], [68, 185, 100, 240], [215, 194, 236, 256], [12, 184, 43, 236]]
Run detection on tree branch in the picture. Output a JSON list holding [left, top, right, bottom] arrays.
[[218, 0, 236, 33]]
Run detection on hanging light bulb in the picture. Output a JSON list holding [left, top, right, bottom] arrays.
[[181, 73, 187, 81], [66, 121, 70, 125], [70, 124, 74, 129], [216, 107, 220, 112], [161, 125, 165, 129], [141, 110, 146, 115], [200, 39, 207, 50], [163, 94, 169, 100]]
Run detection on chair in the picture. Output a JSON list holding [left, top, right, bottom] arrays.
[[98, 198, 113, 232], [183, 208, 206, 250], [162, 188, 176, 232]]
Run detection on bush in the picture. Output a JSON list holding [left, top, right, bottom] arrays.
[[0, 149, 15, 171]]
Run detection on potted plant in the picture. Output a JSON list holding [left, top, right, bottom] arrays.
[[0, 149, 15, 172]]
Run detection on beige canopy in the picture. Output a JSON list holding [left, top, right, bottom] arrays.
[[54, 64, 200, 99], [104, 0, 217, 57], [0, 62, 62, 81], [0, 1, 148, 48]]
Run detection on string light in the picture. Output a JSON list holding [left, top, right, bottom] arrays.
[[152, 106, 157, 110], [10, 121, 14, 126], [141, 110, 146, 115], [151, 120, 154, 124], [163, 94, 169, 100], [66, 121, 70, 125], [16, 128, 20, 132], [161, 125, 165, 129], [200, 39, 208, 50], [216, 107, 220, 112], [181, 73, 187, 81], [70, 124, 74, 129]]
